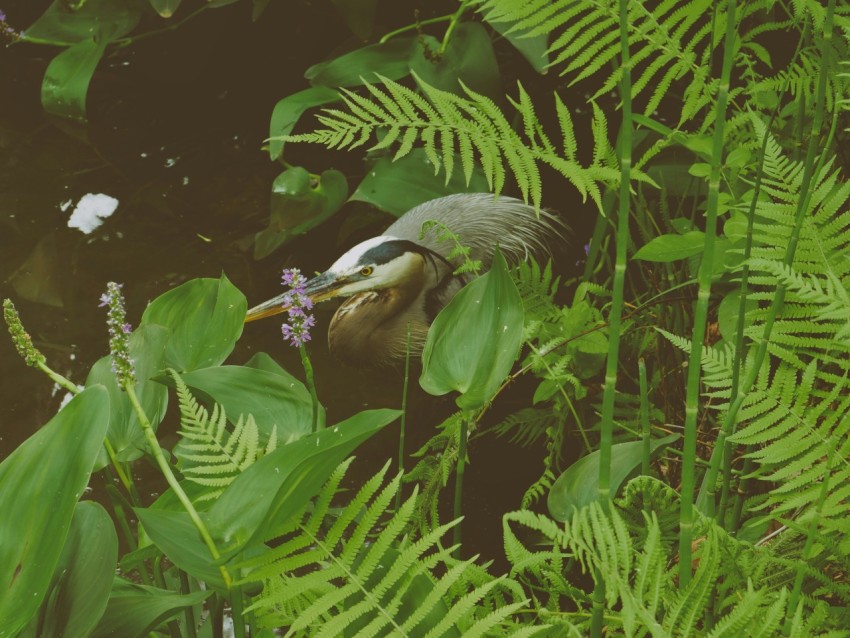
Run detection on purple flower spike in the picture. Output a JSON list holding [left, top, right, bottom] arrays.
[[101, 282, 136, 387], [280, 268, 315, 349]]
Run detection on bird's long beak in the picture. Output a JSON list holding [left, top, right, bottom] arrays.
[[244, 271, 347, 323]]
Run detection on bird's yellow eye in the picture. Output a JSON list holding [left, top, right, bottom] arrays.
[[360, 266, 374, 276]]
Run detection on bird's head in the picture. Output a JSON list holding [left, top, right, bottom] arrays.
[[245, 235, 449, 322]]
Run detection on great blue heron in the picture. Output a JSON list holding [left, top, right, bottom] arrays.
[[245, 193, 565, 366]]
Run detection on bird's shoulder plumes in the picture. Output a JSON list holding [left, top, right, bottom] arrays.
[[384, 193, 567, 270]]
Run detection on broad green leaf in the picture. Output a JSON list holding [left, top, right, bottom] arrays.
[[149, 0, 183, 18], [91, 577, 210, 638], [41, 38, 106, 121], [37, 501, 118, 638], [723, 211, 749, 244], [410, 22, 502, 101], [0, 386, 110, 637], [206, 409, 401, 554], [268, 86, 339, 160], [254, 167, 348, 259], [488, 21, 549, 74], [135, 508, 227, 589], [178, 364, 319, 444], [140, 275, 247, 372], [24, 0, 140, 45], [420, 249, 523, 411], [86, 324, 169, 467], [306, 37, 414, 88], [547, 434, 680, 521], [350, 148, 490, 216], [331, 0, 378, 38], [633, 231, 706, 262], [718, 290, 757, 342]]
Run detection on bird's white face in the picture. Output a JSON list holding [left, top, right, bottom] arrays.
[[244, 236, 428, 322], [325, 236, 423, 297]]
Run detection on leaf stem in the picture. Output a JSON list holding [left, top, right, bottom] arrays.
[[439, 1, 469, 55], [452, 412, 471, 557], [299, 345, 321, 432], [124, 383, 233, 589], [678, 0, 736, 587], [639, 358, 651, 476], [379, 14, 455, 44], [396, 322, 412, 511]]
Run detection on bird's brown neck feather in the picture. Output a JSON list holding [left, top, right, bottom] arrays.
[[327, 261, 430, 367]]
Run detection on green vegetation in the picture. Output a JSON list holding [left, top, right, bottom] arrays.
[[3, 0, 850, 635]]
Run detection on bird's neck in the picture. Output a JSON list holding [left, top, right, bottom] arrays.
[[328, 266, 430, 367]]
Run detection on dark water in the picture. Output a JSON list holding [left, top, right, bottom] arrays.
[[0, 1, 583, 566]]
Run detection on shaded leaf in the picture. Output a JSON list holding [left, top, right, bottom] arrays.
[[10, 233, 64, 307], [350, 148, 490, 216], [178, 364, 320, 444], [24, 0, 140, 45], [91, 577, 210, 638], [268, 86, 339, 160], [86, 324, 169, 467], [331, 0, 378, 38], [149, 0, 182, 18], [306, 37, 414, 88], [410, 22, 502, 100], [206, 409, 401, 555], [38, 501, 118, 638], [255, 167, 348, 259], [547, 434, 680, 521]]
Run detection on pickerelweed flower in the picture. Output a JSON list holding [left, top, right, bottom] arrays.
[[101, 282, 136, 386], [3, 298, 45, 368], [0, 10, 23, 43], [280, 268, 315, 348]]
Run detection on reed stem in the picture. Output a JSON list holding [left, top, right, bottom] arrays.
[[299, 345, 321, 432], [677, 0, 737, 587], [452, 413, 470, 558]]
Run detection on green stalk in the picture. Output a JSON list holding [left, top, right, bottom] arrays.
[[379, 14, 455, 44], [299, 345, 320, 432], [678, 0, 737, 587], [396, 323, 413, 512], [125, 383, 233, 589], [591, 1, 632, 632], [598, 0, 633, 504], [452, 413, 470, 558], [639, 358, 651, 476]]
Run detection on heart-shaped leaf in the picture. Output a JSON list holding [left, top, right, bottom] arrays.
[[254, 167, 348, 259], [140, 275, 247, 372], [420, 249, 523, 411]]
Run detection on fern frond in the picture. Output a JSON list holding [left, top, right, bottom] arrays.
[[241, 461, 530, 636], [170, 370, 272, 501], [284, 75, 623, 211]]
